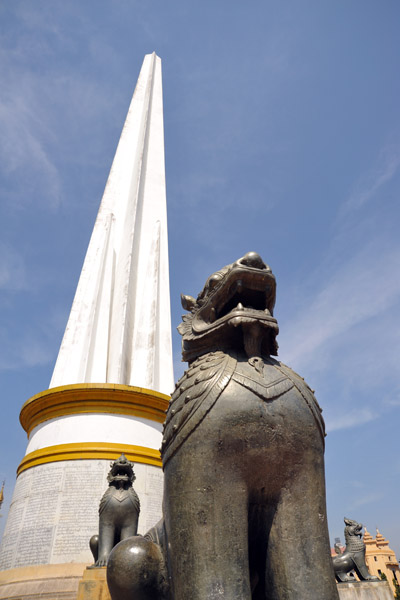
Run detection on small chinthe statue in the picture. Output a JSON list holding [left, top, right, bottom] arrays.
[[332, 517, 380, 583], [90, 453, 140, 567]]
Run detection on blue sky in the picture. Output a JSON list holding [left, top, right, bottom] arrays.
[[0, 1, 400, 554]]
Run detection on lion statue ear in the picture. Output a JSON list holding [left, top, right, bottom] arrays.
[[181, 294, 196, 311]]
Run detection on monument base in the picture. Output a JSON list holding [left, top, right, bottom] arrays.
[[0, 563, 87, 600], [337, 580, 393, 600], [77, 567, 111, 600]]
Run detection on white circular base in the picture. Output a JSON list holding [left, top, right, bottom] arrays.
[[26, 413, 162, 454]]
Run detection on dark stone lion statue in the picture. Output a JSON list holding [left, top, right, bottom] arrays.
[[332, 517, 379, 583], [107, 253, 338, 599], [90, 453, 140, 567]]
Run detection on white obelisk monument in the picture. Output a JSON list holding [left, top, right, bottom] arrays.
[[0, 53, 173, 583]]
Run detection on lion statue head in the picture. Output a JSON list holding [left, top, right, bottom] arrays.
[[178, 252, 279, 363], [107, 453, 136, 488]]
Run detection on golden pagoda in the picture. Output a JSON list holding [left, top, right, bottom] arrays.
[[364, 527, 400, 595]]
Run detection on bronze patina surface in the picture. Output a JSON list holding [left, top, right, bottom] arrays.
[[108, 253, 339, 599], [333, 518, 380, 583], [90, 453, 140, 567]]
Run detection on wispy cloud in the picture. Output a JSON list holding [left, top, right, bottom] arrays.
[[277, 143, 400, 436], [325, 407, 377, 433], [169, 173, 227, 210], [0, 244, 29, 291], [342, 147, 400, 215], [0, 96, 61, 209], [383, 389, 400, 407], [0, 332, 53, 371], [348, 491, 385, 511], [0, 4, 124, 212], [0, 29, 62, 210], [281, 239, 400, 371]]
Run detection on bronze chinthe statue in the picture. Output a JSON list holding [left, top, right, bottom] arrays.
[[90, 453, 140, 567], [107, 253, 339, 599], [332, 517, 379, 583]]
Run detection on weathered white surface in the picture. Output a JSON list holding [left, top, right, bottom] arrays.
[[0, 460, 163, 569], [50, 53, 174, 396], [337, 581, 393, 600], [26, 413, 162, 453], [1, 54, 171, 573]]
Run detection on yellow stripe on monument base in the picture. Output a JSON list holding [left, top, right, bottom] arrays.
[[17, 442, 162, 475], [20, 383, 170, 435]]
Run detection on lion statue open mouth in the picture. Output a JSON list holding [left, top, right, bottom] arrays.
[[179, 251, 279, 362], [107, 453, 136, 484], [107, 253, 338, 600]]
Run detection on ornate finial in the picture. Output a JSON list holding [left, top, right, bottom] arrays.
[[363, 528, 373, 544]]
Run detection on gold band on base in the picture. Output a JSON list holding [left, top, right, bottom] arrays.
[[17, 442, 162, 475], [20, 383, 170, 435]]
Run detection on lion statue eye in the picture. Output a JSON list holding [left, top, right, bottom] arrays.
[[208, 275, 220, 291]]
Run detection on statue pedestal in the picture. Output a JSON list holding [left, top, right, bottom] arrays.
[[337, 581, 393, 600], [0, 563, 87, 600], [77, 567, 111, 600]]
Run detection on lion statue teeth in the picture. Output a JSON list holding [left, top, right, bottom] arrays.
[[107, 252, 339, 600]]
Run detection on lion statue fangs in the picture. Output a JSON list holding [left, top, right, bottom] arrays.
[[107, 252, 339, 600], [90, 453, 140, 568]]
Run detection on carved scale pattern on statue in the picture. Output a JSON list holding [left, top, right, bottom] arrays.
[[106, 252, 340, 600], [162, 351, 325, 466], [344, 523, 365, 553]]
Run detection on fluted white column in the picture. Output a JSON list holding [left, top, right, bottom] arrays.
[[50, 52, 174, 396]]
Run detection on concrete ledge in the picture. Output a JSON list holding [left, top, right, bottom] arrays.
[[0, 563, 87, 600], [337, 580, 393, 600], [77, 567, 111, 600]]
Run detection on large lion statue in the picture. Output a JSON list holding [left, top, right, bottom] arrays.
[[332, 518, 379, 583], [107, 253, 338, 600]]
